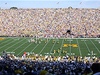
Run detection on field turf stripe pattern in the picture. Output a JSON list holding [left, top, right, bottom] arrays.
[[0, 37, 100, 57]]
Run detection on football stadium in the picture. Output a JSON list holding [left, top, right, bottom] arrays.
[[0, 0, 100, 75]]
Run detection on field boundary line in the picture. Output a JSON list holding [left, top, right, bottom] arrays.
[[90, 39, 100, 54], [39, 39, 51, 54], [57, 38, 100, 39]]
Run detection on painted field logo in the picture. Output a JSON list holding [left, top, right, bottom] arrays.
[[63, 44, 78, 47], [63, 44, 68, 47], [72, 44, 78, 47], [0, 38, 5, 41]]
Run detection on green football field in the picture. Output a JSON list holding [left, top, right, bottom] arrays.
[[0, 37, 100, 57]]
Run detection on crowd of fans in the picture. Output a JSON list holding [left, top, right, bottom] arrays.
[[0, 53, 100, 75], [0, 8, 100, 38], [0, 8, 100, 75]]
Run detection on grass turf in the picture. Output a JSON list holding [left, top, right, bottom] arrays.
[[0, 37, 100, 57]]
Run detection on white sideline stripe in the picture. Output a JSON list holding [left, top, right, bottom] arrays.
[[11, 39, 27, 53], [49, 40, 56, 54], [39, 39, 51, 54], [83, 39, 90, 52], [59, 39, 64, 56], [17, 42, 33, 56], [90, 39, 100, 54], [76, 39, 82, 56], [81, 40, 87, 41], [3, 38, 25, 52], [49, 38, 100, 39], [0, 39, 18, 49], [0, 38, 12, 45]]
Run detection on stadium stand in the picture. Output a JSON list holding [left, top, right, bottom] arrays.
[[0, 8, 100, 38], [0, 8, 100, 75], [0, 53, 100, 75]]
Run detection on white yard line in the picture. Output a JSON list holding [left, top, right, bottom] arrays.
[[0, 38, 12, 45], [0, 39, 17, 49], [69, 39, 72, 55], [90, 39, 100, 54], [30, 39, 49, 53], [11, 39, 27, 53], [30, 44, 40, 52], [59, 39, 64, 56], [17, 42, 33, 56], [83, 39, 90, 52], [49, 40, 56, 54], [39, 39, 51, 54], [76, 39, 82, 56], [3, 38, 25, 52]]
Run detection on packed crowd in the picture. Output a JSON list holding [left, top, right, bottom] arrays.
[[0, 53, 100, 75], [0, 8, 100, 38], [0, 8, 100, 75]]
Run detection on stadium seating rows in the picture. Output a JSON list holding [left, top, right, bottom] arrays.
[[0, 8, 100, 75], [0, 54, 100, 75], [0, 8, 100, 38]]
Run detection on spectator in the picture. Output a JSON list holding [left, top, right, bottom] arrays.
[[0, 8, 99, 38], [91, 63, 100, 75]]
